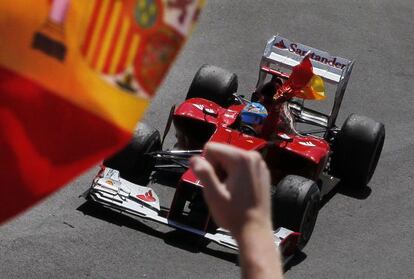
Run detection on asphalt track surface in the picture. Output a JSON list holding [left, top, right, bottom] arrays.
[[2, 1, 414, 278]]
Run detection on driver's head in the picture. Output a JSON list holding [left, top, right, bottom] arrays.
[[241, 102, 268, 132]]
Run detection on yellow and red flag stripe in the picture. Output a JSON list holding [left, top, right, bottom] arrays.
[[285, 54, 326, 100], [0, 0, 204, 223]]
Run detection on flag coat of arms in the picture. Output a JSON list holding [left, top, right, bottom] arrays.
[[0, 0, 204, 223]]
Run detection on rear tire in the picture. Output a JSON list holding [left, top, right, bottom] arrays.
[[330, 114, 385, 188], [186, 64, 238, 107], [103, 123, 161, 180], [271, 175, 320, 250]]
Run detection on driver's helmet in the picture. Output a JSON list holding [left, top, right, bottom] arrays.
[[241, 102, 268, 126]]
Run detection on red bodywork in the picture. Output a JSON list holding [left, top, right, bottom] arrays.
[[174, 97, 329, 185], [167, 97, 330, 242]]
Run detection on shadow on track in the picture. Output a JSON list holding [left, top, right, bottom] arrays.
[[77, 201, 164, 239], [76, 200, 239, 265], [76, 199, 308, 269], [320, 181, 372, 208], [284, 251, 307, 272]]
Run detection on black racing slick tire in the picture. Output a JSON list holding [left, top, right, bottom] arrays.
[[186, 64, 238, 107], [271, 175, 321, 250], [103, 123, 161, 179], [330, 114, 385, 188]]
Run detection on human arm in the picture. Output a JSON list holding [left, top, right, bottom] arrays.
[[190, 143, 283, 279]]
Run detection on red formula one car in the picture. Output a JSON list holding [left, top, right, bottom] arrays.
[[86, 35, 385, 260]]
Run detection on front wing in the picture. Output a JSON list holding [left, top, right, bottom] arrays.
[[86, 167, 300, 260]]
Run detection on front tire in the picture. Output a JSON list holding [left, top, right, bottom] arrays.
[[103, 123, 161, 180], [271, 175, 321, 249], [186, 64, 238, 107]]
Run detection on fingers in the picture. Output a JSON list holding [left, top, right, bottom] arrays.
[[204, 143, 267, 194], [190, 156, 229, 204], [203, 142, 247, 172], [191, 143, 273, 234]]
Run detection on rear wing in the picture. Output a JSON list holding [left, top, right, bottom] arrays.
[[256, 35, 355, 130]]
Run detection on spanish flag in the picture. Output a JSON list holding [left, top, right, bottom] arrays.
[[0, 0, 204, 223], [284, 54, 326, 100]]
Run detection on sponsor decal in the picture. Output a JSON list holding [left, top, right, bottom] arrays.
[[274, 37, 347, 70], [192, 104, 204, 110], [137, 190, 156, 202], [299, 141, 316, 147], [275, 39, 287, 49], [204, 107, 216, 115], [105, 180, 114, 185], [192, 104, 216, 115], [279, 133, 291, 140]]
